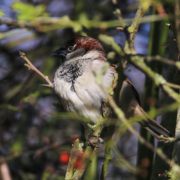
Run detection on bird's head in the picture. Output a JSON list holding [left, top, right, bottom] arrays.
[[53, 36, 106, 61]]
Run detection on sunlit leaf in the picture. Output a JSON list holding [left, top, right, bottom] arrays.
[[12, 139, 23, 154], [0, 104, 18, 111], [0, 10, 4, 17], [78, 13, 90, 28], [12, 2, 49, 22]]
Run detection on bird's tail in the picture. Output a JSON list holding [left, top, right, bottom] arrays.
[[137, 106, 170, 140], [119, 79, 171, 140], [142, 118, 170, 139]]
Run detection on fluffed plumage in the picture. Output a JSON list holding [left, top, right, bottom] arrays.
[[53, 36, 170, 140]]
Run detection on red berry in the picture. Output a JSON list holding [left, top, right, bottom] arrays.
[[59, 152, 69, 164], [74, 159, 83, 169], [74, 152, 84, 169]]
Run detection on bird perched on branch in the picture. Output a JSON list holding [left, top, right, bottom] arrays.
[[53, 36, 170, 140]]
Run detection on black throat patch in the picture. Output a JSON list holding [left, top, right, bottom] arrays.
[[57, 58, 90, 91]]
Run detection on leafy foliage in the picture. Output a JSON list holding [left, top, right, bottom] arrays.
[[0, 10, 4, 17], [12, 2, 49, 22]]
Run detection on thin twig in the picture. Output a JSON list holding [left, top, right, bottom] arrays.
[[119, 101, 180, 137], [129, 55, 180, 89], [65, 139, 84, 180], [0, 14, 174, 33], [0, 18, 35, 30], [100, 35, 180, 101], [127, 7, 145, 51], [145, 55, 180, 70], [99, 22, 180, 175], [107, 94, 180, 174], [66, 117, 105, 180], [0, 158, 12, 180], [19, 51, 53, 88], [165, 82, 180, 89], [130, 55, 180, 70]]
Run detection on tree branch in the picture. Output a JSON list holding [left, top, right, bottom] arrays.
[[19, 51, 53, 88], [126, 7, 145, 51], [0, 18, 35, 30], [107, 93, 180, 175], [100, 35, 180, 102], [145, 55, 180, 70], [0, 158, 12, 180], [0, 14, 172, 33]]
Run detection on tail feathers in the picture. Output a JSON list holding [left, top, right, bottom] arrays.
[[119, 80, 171, 140], [142, 118, 170, 139], [136, 106, 170, 139]]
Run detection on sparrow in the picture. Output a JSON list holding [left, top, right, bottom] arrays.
[[53, 36, 170, 140]]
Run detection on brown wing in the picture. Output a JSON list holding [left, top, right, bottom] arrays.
[[119, 79, 170, 139]]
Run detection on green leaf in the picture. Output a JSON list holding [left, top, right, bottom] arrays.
[[12, 2, 49, 22], [0, 10, 4, 17], [78, 13, 90, 28], [12, 139, 23, 154]]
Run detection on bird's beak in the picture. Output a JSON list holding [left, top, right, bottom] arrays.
[[52, 48, 67, 58]]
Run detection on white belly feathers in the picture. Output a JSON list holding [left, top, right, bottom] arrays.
[[53, 51, 114, 122]]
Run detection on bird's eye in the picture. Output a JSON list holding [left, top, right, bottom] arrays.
[[67, 44, 76, 52]]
